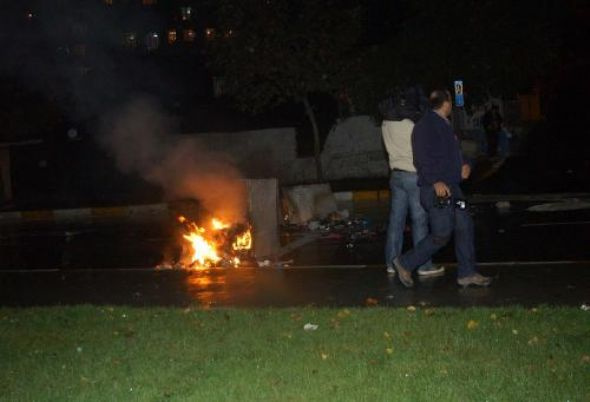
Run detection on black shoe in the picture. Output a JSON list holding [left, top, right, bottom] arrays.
[[457, 273, 492, 287], [394, 258, 414, 288]]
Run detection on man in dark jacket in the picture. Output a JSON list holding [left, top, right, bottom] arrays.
[[393, 89, 492, 288]]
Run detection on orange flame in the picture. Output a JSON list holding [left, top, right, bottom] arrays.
[[232, 229, 252, 251], [179, 216, 251, 268], [183, 229, 221, 267], [211, 218, 230, 231]]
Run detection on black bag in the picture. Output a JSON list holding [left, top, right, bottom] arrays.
[[379, 86, 428, 122]]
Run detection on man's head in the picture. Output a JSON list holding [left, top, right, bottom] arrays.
[[429, 89, 452, 117]]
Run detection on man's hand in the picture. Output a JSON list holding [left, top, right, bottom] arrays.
[[433, 181, 451, 198], [461, 164, 471, 180]]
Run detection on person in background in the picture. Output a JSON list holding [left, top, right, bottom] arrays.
[[393, 89, 492, 288], [381, 87, 445, 278]]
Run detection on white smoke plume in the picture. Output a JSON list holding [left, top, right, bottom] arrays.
[[99, 98, 247, 223]]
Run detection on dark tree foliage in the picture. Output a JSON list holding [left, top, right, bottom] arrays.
[[354, 0, 572, 111], [205, 0, 363, 181]]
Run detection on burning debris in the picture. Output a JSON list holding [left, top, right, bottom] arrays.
[[161, 215, 254, 270]]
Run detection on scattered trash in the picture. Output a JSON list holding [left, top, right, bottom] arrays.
[[365, 297, 379, 306], [276, 259, 294, 268], [281, 213, 379, 250], [258, 260, 271, 267], [308, 221, 321, 231], [581, 304, 590, 311], [303, 323, 319, 331]]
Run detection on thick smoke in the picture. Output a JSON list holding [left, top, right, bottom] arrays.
[[100, 98, 247, 223]]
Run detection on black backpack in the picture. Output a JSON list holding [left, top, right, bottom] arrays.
[[379, 86, 428, 122]]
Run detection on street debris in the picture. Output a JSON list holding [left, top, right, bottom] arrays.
[[283, 184, 339, 224], [303, 323, 319, 331], [581, 304, 590, 311]]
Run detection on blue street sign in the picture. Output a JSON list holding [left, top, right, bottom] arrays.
[[454, 80, 464, 107]]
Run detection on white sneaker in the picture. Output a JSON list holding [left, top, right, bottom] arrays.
[[386, 265, 396, 275], [417, 265, 445, 277]]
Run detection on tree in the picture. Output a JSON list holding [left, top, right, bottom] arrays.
[[205, 0, 363, 181], [352, 0, 571, 111]]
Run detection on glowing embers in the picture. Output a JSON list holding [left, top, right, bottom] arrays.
[[177, 216, 253, 269]]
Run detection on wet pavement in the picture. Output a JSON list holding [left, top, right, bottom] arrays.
[[1, 201, 590, 307], [1, 264, 589, 308]]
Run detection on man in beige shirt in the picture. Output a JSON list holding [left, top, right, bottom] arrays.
[[382, 117, 444, 277]]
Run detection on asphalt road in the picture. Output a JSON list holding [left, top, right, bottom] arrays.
[[1, 201, 589, 307]]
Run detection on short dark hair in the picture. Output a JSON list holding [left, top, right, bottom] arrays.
[[429, 89, 451, 110]]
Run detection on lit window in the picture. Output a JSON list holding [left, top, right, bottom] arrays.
[[167, 29, 177, 44], [180, 6, 193, 21], [145, 32, 160, 51], [123, 32, 138, 48], [183, 29, 196, 42], [205, 27, 215, 40]]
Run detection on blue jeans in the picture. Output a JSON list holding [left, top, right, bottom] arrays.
[[385, 170, 433, 270], [398, 184, 477, 279]]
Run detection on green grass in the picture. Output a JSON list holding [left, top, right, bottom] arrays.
[[1, 306, 589, 401]]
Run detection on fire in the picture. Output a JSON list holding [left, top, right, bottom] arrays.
[[178, 215, 252, 269], [211, 218, 230, 231], [232, 230, 252, 251], [183, 231, 221, 266]]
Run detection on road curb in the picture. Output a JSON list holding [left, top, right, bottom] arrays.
[[2, 192, 589, 224], [0, 203, 169, 223]]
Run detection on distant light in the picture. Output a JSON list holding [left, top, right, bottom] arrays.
[[205, 28, 215, 39], [180, 6, 193, 21], [26, 11, 34, 19], [183, 28, 196, 42], [124, 32, 138, 48], [146, 32, 160, 51], [167, 29, 177, 44]]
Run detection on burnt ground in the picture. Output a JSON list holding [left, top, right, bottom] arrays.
[[1, 201, 589, 308]]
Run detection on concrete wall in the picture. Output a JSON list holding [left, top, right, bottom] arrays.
[[190, 115, 389, 184], [320, 116, 388, 180], [190, 127, 298, 181]]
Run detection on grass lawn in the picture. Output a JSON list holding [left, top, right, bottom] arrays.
[[1, 306, 589, 401]]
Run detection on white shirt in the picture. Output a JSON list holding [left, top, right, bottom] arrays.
[[381, 119, 416, 172]]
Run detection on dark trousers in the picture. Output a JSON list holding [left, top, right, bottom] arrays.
[[398, 184, 477, 278]]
